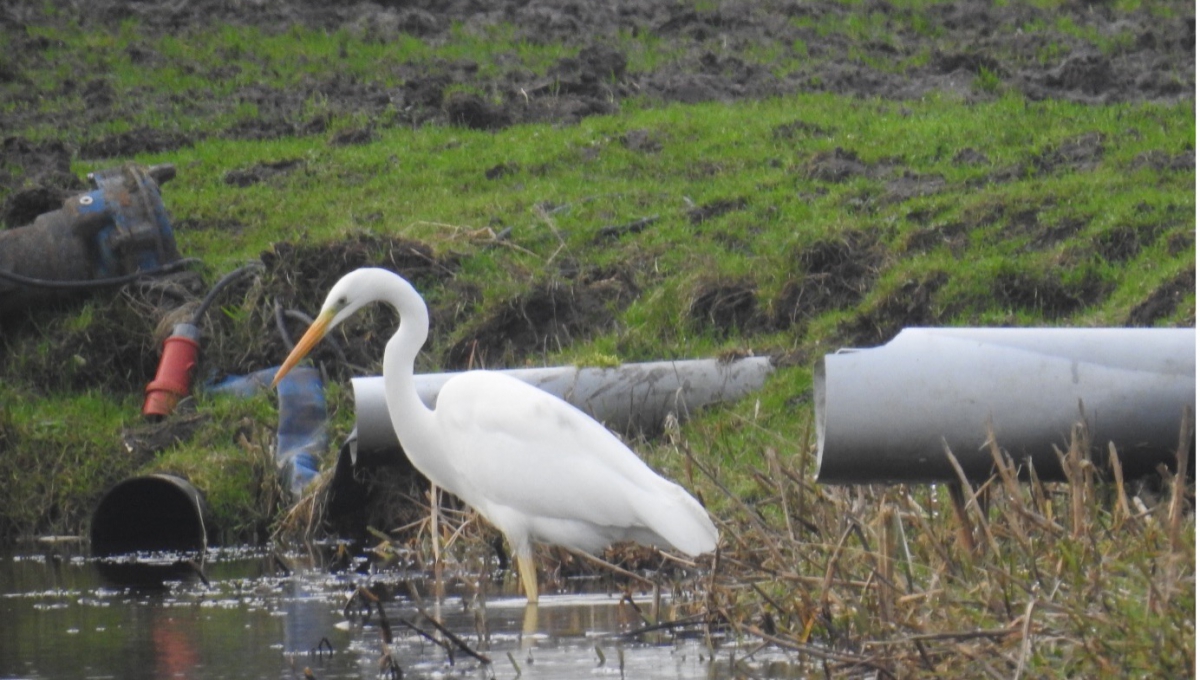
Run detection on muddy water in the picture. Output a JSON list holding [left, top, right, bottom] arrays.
[[0, 546, 802, 679]]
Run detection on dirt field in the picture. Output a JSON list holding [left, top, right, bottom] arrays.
[[1, 0, 1194, 173]]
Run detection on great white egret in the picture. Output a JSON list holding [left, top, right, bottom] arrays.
[[272, 268, 718, 602]]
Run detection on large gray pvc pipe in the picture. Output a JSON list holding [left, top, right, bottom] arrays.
[[350, 357, 774, 459], [815, 328, 1195, 483]]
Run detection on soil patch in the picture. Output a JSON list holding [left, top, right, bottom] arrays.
[[904, 220, 971, 255], [224, 159, 304, 188], [0, 137, 85, 228], [1127, 266, 1195, 326], [688, 197, 748, 225], [445, 267, 637, 369], [804, 147, 876, 183], [688, 278, 763, 337], [773, 231, 884, 328], [78, 128, 193, 160], [3, 0, 1189, 165], [838, 271, 949, 347], [881, 171, 947, 206], [989, 267, 1111, 321]]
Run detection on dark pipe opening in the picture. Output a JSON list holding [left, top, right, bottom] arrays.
[[90, 474, 209, 557]]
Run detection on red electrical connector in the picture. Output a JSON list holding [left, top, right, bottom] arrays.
[[142, 322, 201, 420]]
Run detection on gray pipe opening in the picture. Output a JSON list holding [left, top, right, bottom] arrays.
[[90, 474, 210, 557], [816, 327, 1195, 484]]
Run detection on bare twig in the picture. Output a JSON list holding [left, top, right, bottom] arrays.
[[1012, 597, 1037, 680], [732, 621, 895, 678], [864, 626, 1017, 646], [564, 547, 656, 587], [420, 612, 493, 665]]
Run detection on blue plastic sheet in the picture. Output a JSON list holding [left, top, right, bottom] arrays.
[[210, 365, 327, 497]]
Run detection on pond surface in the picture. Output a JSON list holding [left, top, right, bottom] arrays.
[[0, 544, 802, 679]]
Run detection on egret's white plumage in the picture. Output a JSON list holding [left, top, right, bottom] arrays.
[[273, 268, 718, 602]]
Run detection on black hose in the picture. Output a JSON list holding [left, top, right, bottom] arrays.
[[191, 262, 265, 324], [0, 258, 202, 290]]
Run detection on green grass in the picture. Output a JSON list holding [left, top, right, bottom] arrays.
[[105, 92, 1192, 340], [0, 87, 1190, 543]]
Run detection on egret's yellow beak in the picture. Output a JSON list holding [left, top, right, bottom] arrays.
[[272, 309, 334, 388]]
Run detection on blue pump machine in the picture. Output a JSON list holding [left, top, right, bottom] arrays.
[[0, 163, 181, 316]]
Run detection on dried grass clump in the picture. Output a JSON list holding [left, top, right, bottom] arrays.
[[684, 412, 1194, 678]]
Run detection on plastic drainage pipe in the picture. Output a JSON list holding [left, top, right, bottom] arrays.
[[349, 357, 774, 463], [815, 327, 1195, 484], [90, 473, 210, 556]]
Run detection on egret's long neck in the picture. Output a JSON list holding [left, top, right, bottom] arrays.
[[380, 278, 437, 448]]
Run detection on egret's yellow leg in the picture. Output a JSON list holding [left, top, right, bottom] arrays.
[[517, 553, 539, 604], [522, 602, 539, 637]]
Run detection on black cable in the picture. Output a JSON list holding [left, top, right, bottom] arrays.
[[0, 258, 202, 290], [273, 299, 295, 351], [191, 262, 265, 324]]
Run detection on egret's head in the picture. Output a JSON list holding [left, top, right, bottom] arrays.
[[272, 270, 377, 388]]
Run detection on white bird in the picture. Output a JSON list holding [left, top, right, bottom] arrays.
[[272, 268, 718, 602]]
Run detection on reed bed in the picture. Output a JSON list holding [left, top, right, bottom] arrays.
[[686, 414, 1195, 678]]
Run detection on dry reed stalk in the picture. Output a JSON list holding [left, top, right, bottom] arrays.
[[1167, 406, 1192, 553], [764, 447, 796, 541], [985, 429, 1032, 552], [1012, 597, 1037, 680], [819, 523, 855, 615], [874, 503, 896, 629], [1066, 411, 1096, 539], [1025, 455, 1052, 526], [1054, 430, 1087, 540], [864, 626, 1017, 646], [892, 504, 915, 593], [943, 439, 1000, 556], [947, 481, 976, 556], [1107, 442, 1132, 528], [680, 438, 795, 573]]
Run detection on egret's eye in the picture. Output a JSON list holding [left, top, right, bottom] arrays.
[[337, 296, 348, 308]]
